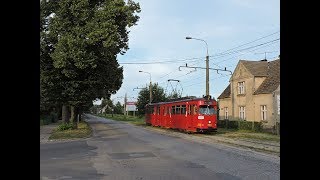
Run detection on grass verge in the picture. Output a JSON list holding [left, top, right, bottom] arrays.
[[49, 121, 92, 140], [215, 128, 280, 142], [98, 114, 146, 126]]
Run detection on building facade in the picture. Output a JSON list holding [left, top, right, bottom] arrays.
[[218, 58, 280, 130]]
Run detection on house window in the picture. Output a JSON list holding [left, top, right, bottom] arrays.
[[261, 105, 267, 120], [238, 81, 245, 94], [224, 107, 229, 119], [239, 106, 246, 119]]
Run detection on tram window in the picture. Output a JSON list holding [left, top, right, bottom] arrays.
[[190, 105, 196, 115], [152, 107, 155, 115], [157, 106, 160, 115], [181, 105, 186, 114], [176, 105, 181, 114], [194, 105, 198, 115], [164, 107, 167, 116], [171, 106, 175, 114], [199, 105, 216, 115]]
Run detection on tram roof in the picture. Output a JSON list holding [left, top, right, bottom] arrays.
[[146, 97, 216, 106]]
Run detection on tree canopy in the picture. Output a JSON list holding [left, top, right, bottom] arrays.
[[136, 83, 167, 115], [40, 0, 140, 120]]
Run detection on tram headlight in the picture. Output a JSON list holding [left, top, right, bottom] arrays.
[[208, 121, 211, 123]]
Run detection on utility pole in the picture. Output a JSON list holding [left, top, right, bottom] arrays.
[[179, 64, 232, 101], [124, 93, 127, 116], [149, 80, 152, 104], [255, 51, 278, 60], [186, 37, 210, 100], [206, 53, 209, 99]]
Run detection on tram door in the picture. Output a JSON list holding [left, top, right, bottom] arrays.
[[181, 104, 188, 130], [156, 105, 160, 126], [187, 104, 197, 131]]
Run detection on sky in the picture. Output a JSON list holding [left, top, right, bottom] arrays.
[[94, 0, 280, 105]]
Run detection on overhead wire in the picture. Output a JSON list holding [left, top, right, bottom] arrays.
[[127, 31, 279, 96]]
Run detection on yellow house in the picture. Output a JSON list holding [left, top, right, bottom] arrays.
[[218, 58, 280, 130]]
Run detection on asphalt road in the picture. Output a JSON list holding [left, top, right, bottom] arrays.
[[40, 114, 280, 180]]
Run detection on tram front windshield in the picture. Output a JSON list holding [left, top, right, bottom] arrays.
[[199, 105, 216, 115]]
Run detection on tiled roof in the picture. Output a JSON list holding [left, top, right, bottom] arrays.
[[254, 59, 280, 94], [240, 60, 269, 76], [218, 84, 231, 99], [218, 58, 280, 99]]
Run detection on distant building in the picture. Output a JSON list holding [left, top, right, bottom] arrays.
[[218, 58, 280, 131]]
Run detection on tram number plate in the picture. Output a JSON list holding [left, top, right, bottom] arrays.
[[198, 116, 204, 120]]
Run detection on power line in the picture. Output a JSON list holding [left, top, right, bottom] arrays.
[[210, 38, 280, 59], [119, 57, 203, 65], [214, 40, 279, 64], [118, 31, 279, 66], [127, 31, 279, 92], [213, 31, 279, 56]]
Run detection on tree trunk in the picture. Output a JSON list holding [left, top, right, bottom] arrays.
[[70, 105, 78, 129], [70, 105, 75, 123], [56, 104, 62, 120], [62, 104, 70, 123], [75, 106, 79, 129], [78, 107, 82, 122]]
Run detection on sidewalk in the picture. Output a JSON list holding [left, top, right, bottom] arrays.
[[40, 123, 59, 143]]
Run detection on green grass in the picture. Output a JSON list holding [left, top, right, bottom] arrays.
[[49, 121, 92, 140], [215, 128, 280, 142], [98, 114, 146, 126]]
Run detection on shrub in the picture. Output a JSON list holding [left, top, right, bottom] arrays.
[[239, 121, 252, 130], [57, 123, 74, 131], [228, 120, 239, 129], [217, 119, 227, 128], [40, 115, 51, 125], [218, 119, 239, 129], [253, 122, 263, 132]]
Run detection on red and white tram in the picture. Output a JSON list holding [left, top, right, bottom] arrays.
[[145, 97, 217, 133]]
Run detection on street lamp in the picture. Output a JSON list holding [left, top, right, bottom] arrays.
[[139, 70, 152, 104], [133, 87, 145, 91], [186, 36, 210, 100]]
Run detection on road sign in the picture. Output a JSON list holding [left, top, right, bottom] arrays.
[[126, 102, 137, 111]]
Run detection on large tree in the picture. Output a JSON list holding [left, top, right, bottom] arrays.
[[40, 0, 140, 124], [114, 101, 123, 114], [136, 83, 167, 115]]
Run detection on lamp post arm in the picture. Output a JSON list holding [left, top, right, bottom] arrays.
[[179, 65, 232, 74]]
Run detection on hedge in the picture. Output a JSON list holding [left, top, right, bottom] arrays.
[[218, 119, 263, 132]]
